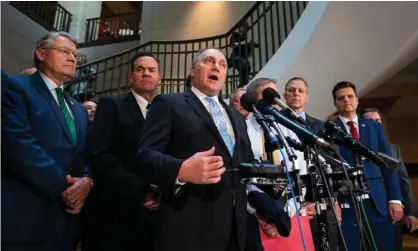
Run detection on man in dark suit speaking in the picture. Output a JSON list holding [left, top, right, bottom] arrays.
[[1, 32, 93, 251], [135, 48, 254, 251]]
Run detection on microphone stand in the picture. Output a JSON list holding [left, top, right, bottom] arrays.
[[269, 121, 304, 212]]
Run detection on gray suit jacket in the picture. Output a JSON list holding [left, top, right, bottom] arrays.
[[391, 143, 415, 216]]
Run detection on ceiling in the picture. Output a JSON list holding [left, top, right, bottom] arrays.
[[329, 58, 418, 119], [360, 58, 418, 119], [101, 1, 142, 17]]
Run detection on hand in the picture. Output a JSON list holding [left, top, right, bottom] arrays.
[[302, 203, 316, 219], [61, 175, 93, 215], [388, 202, 404, 224], [254, 211, 279, 238], [178, 147, 225, 184], [143, 189, 161, 211], [405, 216, 418, 233], [333, 202, 342, 223]]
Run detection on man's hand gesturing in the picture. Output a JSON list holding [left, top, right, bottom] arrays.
[[178, 147, 225, 184]]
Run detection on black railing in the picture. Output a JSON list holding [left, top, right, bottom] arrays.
[[84, 12, 141, 43], [68, 1, 308, 102], [10, 1, 72, 32]]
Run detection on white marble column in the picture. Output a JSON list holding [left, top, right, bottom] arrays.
[[58, 1, 102, 43]]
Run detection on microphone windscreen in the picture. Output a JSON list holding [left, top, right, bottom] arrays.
[[324, 120, 340, 132], [256, 99, 271, 111], [240, 92, 257, 112], [262, 88, 281, 104]]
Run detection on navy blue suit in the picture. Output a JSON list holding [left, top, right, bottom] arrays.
[[1, 70, 9, 101], [334, 117, 401, 251], [1, 72, 90, 251]]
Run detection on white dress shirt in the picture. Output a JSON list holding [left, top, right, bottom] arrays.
[[131, 90, 150, 118], [190, 86, 235, 144], [175, 87, 236, 187], [338, 115, 402, 206], [246, 113, 307, 217], [39, 72, 73, 119]]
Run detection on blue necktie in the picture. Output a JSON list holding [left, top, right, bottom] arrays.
[[205, 97, 235, 156]]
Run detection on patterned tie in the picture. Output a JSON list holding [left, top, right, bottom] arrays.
[[56, 88, 77, 142], [205, 97, 235, 155], [347, 121, 360, 141]]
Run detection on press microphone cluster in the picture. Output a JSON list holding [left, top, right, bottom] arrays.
[[240, 93, 279, 146], [323, 120, 389, 169], [240, 89, 332, 151]]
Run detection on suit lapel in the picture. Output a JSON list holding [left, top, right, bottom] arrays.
[[335, 117, 348, 134], [32, 73, 75, 145], [125, 92, 145, 124], [183, 90, 231, 155], [358, 118, 367, 145]]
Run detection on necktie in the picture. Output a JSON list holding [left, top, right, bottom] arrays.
[[56, 88, 77, 142], [205, 97, 235, 155], [347, 121, 360, 141], [144, 103, 150, 118], [262, 133, 279, 165]]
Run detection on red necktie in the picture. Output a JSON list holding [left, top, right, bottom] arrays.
[[347, 121, 360, 140]]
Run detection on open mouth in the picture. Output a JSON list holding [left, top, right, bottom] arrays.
[[208, 75, 219, 81]]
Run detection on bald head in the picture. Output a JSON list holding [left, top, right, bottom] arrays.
[[20, 68, 38, 76]]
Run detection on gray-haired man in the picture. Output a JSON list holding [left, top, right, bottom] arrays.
[[2, 32, 93, 251]]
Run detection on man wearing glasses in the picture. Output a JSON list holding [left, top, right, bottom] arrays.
[[1, 32, 93, 251]]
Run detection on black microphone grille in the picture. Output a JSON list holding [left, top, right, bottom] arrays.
[[262, 88, 281, 104], [324, 120, 340, 132], [240, 92, 257, 112]]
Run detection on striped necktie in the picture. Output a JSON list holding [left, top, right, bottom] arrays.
[[205, 97, 235, 156], [56, 88, 76, 142]]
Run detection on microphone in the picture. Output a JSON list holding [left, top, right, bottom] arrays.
[[262, 88, 307, 126], [324, 120, 388, 168], [240, 93, 279, 146], [256, 100, 332, 150]]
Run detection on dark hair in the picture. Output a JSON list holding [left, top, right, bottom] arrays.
[[360, 108, 381, 118], [332, 81, 357, 102], [285, 77, 308, 91], [130, 51, 160, 72], [185, 74, 192, 90], [239, 20, 250, 32]]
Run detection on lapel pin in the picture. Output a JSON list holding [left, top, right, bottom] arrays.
[[361, 124, 365, 127]]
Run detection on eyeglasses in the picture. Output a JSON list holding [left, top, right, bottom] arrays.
[[41, 47, 80, 60]]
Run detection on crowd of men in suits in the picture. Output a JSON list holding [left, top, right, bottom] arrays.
[[1, 31, 417, 251]]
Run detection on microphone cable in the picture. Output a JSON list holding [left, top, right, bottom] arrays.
[[279, 148, 308, 251]]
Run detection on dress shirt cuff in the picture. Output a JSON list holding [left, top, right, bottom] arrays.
[[175, 177, 186, 186], [389, 200, 403, 207], [247, 203, 256, 214], [174, 177, 186, 195]]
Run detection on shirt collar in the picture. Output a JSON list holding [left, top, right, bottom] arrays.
[[247, 113, 262, 132], [131, 90, 150, 111], [339, 115, 358, 126], [39, 71, 62, 91], [191, 86, 220, 104], [298, 112, 306, 120]]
